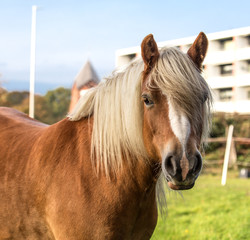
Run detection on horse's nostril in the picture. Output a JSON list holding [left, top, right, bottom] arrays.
[[193, 153, 202, 175], [165, 155, 176, 177]]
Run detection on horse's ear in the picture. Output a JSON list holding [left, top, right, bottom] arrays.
[[187, 32, 208, 71], [141, 34, 159, 73]]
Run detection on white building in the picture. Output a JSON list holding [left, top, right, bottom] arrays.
[[115, 27, 250, 114]]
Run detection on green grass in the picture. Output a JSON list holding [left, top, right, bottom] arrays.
[[151, 171, 250, 240]]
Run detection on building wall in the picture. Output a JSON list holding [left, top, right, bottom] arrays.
[[115, 27, 250, 114]]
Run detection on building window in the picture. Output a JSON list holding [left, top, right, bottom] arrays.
[[220, 64, 233, 76], [219, 88, 233, 101], [248, 90, 250, 100], [219, 38, 233, 50], [127, 54, 136, 61], [247, 35, 250, 46], [240, 60, 250, 73]]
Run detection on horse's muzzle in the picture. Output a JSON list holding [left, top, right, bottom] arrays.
[[162, 151, 202, 190], [167, 182, 194, 190]]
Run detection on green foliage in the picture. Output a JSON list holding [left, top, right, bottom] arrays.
[[0, 87, 71, 124], [43, 87, 71, 123], [6, 91, 29, 106], [210, 114, 226, 138], [152, 173, 250, 240], [0, 90, 29, 107], [205, 113, 250, 163], [210, 113, 250, 138], [34, 95, 53, 124]]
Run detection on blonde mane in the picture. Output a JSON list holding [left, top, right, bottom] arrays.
[[69, 59, 148, 176], [68, 47, 212, 176]]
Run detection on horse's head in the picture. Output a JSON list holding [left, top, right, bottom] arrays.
[[141, 33, 211, 190]]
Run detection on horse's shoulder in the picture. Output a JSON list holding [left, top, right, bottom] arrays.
[[0, 107, 47, 128]]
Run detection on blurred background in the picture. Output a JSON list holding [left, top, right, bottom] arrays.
[[0, 0, 249, 239]]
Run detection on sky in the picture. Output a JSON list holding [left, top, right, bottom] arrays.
[[0, 0, 250, 94]]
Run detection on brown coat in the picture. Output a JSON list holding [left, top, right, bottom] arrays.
[[0, 107, 157, 240]]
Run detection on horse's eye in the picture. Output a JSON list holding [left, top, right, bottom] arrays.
[[142, 95, 154, 107], [202, 92, 208, 103]]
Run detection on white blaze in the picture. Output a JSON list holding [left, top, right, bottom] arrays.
[[168, 98, 191, 180], [168, 98, 191, 150]]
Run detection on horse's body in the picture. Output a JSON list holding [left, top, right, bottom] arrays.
[[0, 108, 157, 239], [0, 33, 211, 239]]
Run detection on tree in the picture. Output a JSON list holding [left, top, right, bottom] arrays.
[[0, 87, 71, 124], [44, 87, 71, 124]]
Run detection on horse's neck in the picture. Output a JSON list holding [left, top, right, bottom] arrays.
[[36, 117, 158, 238], [71, 116, 157, 196], [119, 159, 157, 195]]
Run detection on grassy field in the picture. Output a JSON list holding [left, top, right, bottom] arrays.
[[151, 171, 250, 240]]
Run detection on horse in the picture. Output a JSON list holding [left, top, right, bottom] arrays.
[[0, 32, 211, 239]]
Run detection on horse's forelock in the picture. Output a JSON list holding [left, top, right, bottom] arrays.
[[149, 47, 212, 144]]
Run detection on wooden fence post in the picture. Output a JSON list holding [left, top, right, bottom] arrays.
[[229, 139, 237, 168], [221, 125, 234, 186]]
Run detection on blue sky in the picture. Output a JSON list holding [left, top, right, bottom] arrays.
[[0, 0, 250, 94]]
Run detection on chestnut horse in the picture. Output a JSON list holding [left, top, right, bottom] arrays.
[[0, 33, 211, 239]]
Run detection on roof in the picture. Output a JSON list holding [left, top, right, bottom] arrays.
[[75, 61, 100, 89]]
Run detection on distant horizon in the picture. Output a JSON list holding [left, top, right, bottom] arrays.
[[1, 80, 71, 95]]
